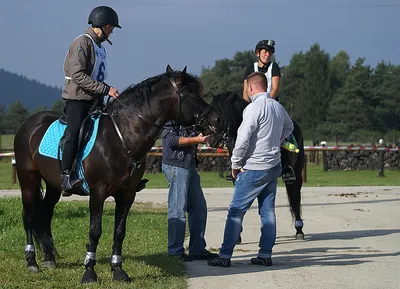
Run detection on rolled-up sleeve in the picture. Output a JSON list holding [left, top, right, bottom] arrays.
[[162, 122, 180, 149]]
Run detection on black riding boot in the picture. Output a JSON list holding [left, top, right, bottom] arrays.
[[281, 148, 296, 184], [60, 99, 94, 196], [61, 137, 83, 196]]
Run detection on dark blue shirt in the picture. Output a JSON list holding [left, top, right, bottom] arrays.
[[161, 122, 197, 169]]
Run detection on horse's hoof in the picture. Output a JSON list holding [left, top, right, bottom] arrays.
[[28, 265, 39, 273], [296, 233, 305, 240], [43, 261, 56, 269], [113, 269, 132, 282], [81, 269, 98, 284]]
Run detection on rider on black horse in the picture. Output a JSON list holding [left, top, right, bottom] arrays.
[[243, 40, 296, 184], [61, 6, 121, 195]]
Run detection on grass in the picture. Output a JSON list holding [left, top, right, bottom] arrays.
[[0, 159, 19, 189], [0, 135, 14, 151], [0, 198, 186, 289], [144, 165, 400, 187], [1, 159, 399, 190]]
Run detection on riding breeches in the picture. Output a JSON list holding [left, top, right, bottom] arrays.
[[61, 99, 95, 172]]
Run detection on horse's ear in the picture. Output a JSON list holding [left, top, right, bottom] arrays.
[[180, 66, 187, 82], [227, 92, 237, 103], [177, 66, 187, 84], [166, 64, 174, 75]]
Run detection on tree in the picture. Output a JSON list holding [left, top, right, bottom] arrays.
[[372, 62, 400, 132], [2, 101, 29, 134], [282, 44, 331, 138], [200, 51, 256, 101], [51, 99, 65, 113], [0, 105, 4, 134], [31, 105, 47, 114], [280, 51, 307, 110], [324, 58, 373, 140], [329, 50, 350, 95]]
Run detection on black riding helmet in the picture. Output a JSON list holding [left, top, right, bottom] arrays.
[[88, 6, 121, 29], [255, 40, 275, 54]]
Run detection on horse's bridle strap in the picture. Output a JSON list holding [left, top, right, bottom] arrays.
[[110, 113, 132, 157]]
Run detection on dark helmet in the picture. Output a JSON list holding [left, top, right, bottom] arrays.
[[88, 6, 121, 29], [255, 40, 275, 54]]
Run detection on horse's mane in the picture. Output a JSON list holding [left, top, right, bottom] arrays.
[[108, 73, 164, 110], [107, 71, 203, 111], [211, 91, 249, 136]]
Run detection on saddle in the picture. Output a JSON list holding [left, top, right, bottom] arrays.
[[59, 112, 95, 152], [58, 101, 103, 172]]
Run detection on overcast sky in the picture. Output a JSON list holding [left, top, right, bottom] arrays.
[[1, 0, 398, 91]]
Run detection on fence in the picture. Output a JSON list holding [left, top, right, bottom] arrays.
[[2, 145, 398, 184]]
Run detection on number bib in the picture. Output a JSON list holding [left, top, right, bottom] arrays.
[[84, 34, 107, 82], [253, 62, 273, 94]]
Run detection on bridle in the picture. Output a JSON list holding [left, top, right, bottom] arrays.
[[134, 76, 216, 134], [213, 124, 234, 149], [96, 74, 217, 176]]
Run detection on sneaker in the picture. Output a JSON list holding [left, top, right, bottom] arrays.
[[191, 250, 219, 260], [207, 256, 231, 267], [169, 253, 193, 262], [250, 256, 272, 266]]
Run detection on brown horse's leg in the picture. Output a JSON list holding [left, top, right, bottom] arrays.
[[80, 196, 105, 284], [110, 189, 136, 282], [20, 170, 42, 273], [41, 182, 61, 268]]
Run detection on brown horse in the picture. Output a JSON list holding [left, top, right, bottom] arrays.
[[13, 65, 220, 283]]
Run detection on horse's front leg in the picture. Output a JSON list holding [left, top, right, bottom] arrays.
[[110, 188, 136, 282], [81, 196, 105, 284]]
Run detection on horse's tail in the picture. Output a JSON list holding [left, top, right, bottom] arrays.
[[28, 184, 59, 259], [14, 112, 59, 260]]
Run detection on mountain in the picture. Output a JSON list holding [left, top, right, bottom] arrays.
[[0, 69, 61, 110]]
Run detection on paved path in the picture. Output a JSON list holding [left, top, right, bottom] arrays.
[[2, 186, 400, 289]]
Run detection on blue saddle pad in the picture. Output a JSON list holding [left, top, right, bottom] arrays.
[[38, 117, 100, 193]]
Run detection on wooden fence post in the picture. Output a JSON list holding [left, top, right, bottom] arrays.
[[217, 156, 224, 178], [12, 157, 17, 184], [377, 148, 385, 177]]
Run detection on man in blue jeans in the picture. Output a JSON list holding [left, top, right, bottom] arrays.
[[162, 123, 218, 262], [208, 72, 293, 267]]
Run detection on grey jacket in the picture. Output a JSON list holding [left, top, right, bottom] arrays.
[[231, 92, 293, 170], [62, 28, 110, 100]]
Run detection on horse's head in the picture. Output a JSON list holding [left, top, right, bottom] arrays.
[[208, 91, 249, 148], [165, 65, 221, 134]]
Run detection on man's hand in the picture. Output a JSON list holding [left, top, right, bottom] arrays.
[[109, 87, 120, 99], [196, 133, 210, 144], [232, 168, 245, 180]]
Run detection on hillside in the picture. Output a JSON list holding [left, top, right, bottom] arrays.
[[0, 69, 61, 110]]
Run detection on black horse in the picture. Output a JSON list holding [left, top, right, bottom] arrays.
[[208, 91, 305, 240], [13, 65, 220, 283]]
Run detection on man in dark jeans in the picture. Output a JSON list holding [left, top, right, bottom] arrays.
[[61, 6, 121, 195], [161, 123, 218, 261]]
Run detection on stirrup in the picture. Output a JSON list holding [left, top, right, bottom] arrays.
[[61, 173, 83, 195], [282, 166, 296, 184]]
